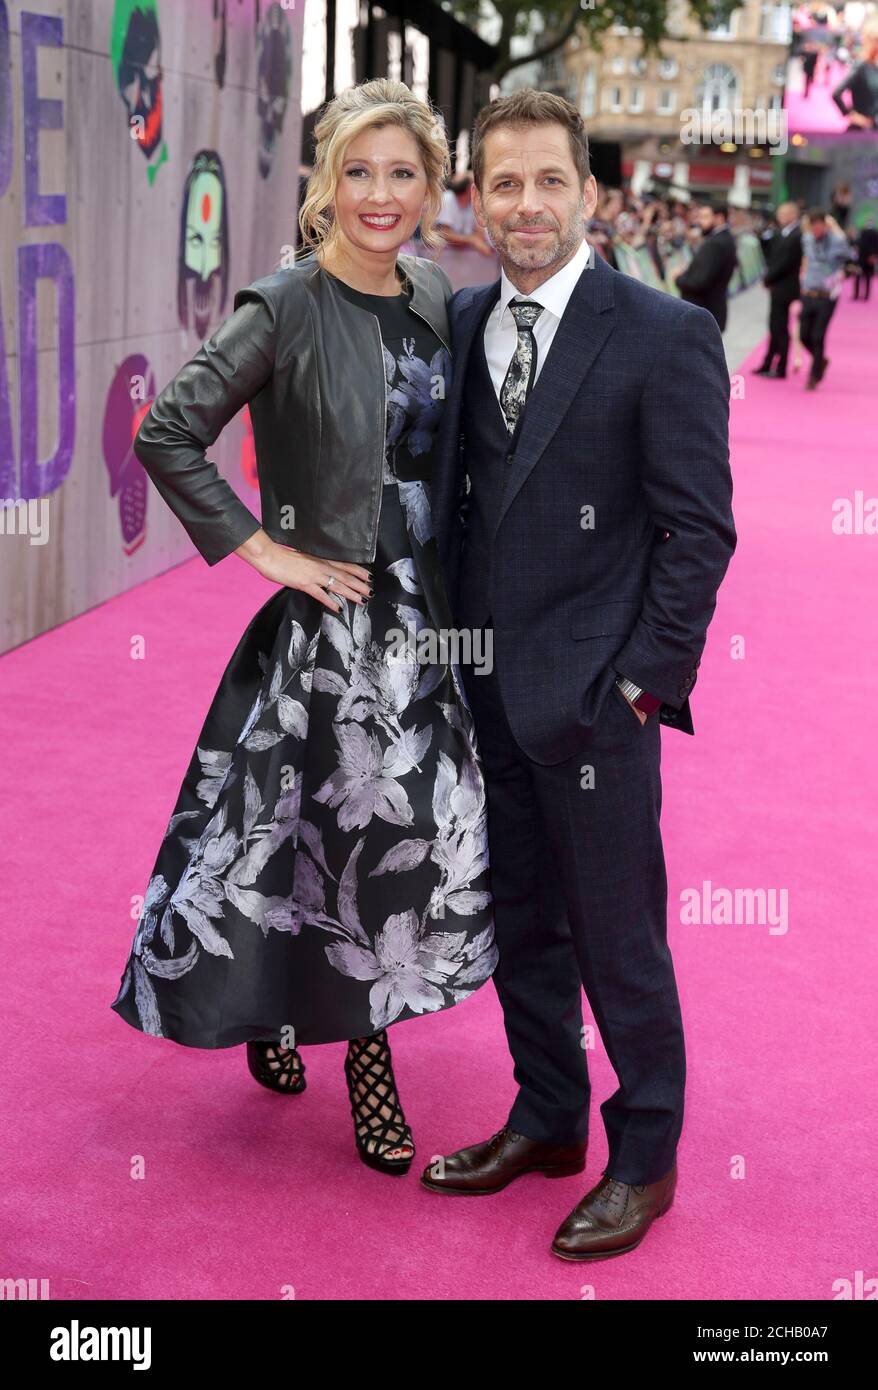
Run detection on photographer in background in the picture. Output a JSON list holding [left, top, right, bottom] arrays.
[[671, 201, 739, 331]]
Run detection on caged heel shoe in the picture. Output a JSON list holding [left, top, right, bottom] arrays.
[[343, 1030, 415, 1176], [246, 1039, 306, 1095]]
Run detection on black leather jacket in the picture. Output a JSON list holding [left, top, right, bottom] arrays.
[[133, 251, 454, 566]]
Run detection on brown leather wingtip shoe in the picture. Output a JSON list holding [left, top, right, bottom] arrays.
[[551, 1163, 677, 1261], [421, 1126, 587, 1196]]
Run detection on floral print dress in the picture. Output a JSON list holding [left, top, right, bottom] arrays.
[[110, 278, 498, 1048]]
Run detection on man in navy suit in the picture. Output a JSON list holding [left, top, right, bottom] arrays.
[[420, 90, 736, 1261]]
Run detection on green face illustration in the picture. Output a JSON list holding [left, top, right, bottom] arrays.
[[185, 170, 223, 281], [183, 170, 224, 335]]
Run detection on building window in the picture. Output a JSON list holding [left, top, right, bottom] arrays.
[[659, 58, 679, 80], [657, 88, 677, 114], [698, 63, 740, 112], [629, 85, 644, 112], [706, 2, 736, 38], [611, 55, 626, 75], [759, 4, 793, 43], [606, 86, 623, 112], [772, 63, 786, 84], [630, 56, 647, 77], [581, 63, 597, 118]]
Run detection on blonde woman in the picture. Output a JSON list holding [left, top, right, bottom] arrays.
[[110, 80, 497, 1176]]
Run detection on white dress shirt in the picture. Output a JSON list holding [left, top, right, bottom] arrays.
[[483, 236, 592, 400]]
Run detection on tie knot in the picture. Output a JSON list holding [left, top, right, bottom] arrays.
[[509, 299, 544, 331]]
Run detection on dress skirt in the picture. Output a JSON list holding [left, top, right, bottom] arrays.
[[110, 471, 498, 1048]]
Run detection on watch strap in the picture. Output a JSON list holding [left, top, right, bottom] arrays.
[[616, 676, 661, 716]]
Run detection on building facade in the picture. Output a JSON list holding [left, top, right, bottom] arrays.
[[534, 2, 794, 205]]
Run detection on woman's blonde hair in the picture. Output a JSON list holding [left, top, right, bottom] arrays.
[[299, 79, 451, 257]]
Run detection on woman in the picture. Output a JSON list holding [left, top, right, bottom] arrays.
[[110, 79, 497, 1176], [831, 17, 878, 129]]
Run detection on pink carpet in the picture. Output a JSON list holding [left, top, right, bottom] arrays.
[[2, 291, 876, 1300]]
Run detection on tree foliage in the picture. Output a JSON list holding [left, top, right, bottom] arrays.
[[445, 1, 743, 79]]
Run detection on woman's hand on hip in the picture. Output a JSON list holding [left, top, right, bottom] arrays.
[[236, 529, 372, 611]]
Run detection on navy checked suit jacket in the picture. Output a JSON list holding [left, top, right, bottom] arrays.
[[431, 247, 737, 765]]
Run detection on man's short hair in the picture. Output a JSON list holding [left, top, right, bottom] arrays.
[[471, 89, 590, 190], [807, 206, 828, 222]]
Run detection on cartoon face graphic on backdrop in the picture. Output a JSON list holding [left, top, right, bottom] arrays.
[[256, 3, 293, 179], [110, 0, 168, 183], [177, 151, 229, 338], [103, 355, 155, 556]]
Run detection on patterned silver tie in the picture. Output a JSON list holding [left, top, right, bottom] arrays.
[[499, 299, 544, 436]]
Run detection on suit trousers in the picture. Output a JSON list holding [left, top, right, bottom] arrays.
[[799, 295, 837, 375], [765, 292, 796, 372], [460, 640, 686, 1185]]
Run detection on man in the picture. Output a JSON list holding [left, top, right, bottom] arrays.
[[853, 215, 878, 300], [753, 201, 802, 380], [799, 206, 849, 390], [434, 174, 494, 257], [424, 90, 736, 1261], [672, 202, 739, 331]]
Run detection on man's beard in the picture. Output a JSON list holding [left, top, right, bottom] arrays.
[[485, 194, 585, 271]]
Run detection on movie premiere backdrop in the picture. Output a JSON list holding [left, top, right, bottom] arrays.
[[0, 0, 305, 654]]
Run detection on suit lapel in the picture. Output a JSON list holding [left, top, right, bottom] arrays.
[[495, 248, 617, 536], [444, 278, 500, 484], [449, 279, 501, 418], [433, 279, 499, 558]]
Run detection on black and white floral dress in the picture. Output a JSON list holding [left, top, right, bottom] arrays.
[[110, 278, 497, 1048]]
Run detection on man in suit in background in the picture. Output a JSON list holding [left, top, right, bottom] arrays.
[[853, 215, 878, 301], [754, 201, 802, 379], [673, 201, 739, 331], [422, 90, 736, 1261]]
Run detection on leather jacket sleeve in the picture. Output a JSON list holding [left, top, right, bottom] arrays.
[[133, 289, 277, 566]]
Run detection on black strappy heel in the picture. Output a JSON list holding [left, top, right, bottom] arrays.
[[246, 1039, 306, 1094], [343, 1030, 415, 1175]]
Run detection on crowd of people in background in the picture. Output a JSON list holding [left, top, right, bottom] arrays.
[[586, 187, 742, 327], [430, 174, 875, 392], [433, 175, 767, 311]]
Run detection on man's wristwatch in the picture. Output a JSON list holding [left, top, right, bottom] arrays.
[[615, 676, 662, 716]]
